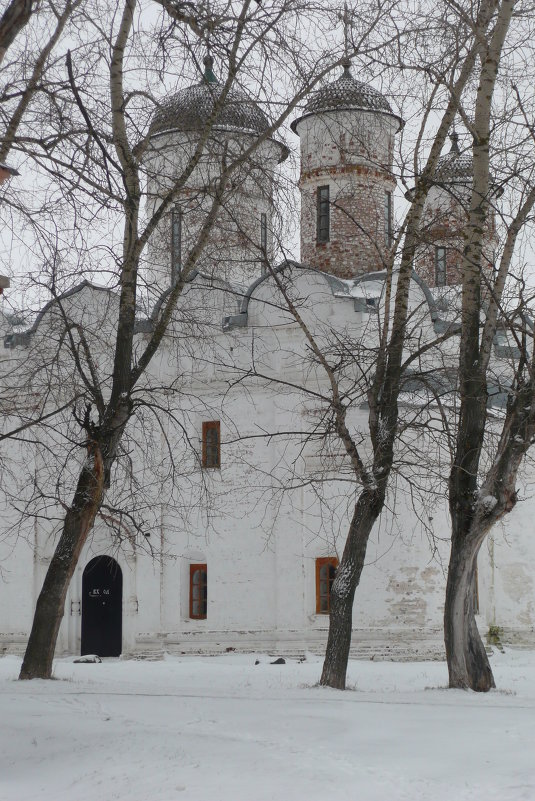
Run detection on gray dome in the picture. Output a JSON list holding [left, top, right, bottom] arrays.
[[291, 62, 402, 132], [151, 57, 271, 138], [430, 132, 502, 197], [434, 134, 472, 182]]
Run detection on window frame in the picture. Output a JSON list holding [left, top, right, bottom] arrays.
[[384, 191, 392, 247], [473, 563, 480, 615], [315, 556, 338, 614], [202, 420, 221, 469], [260, 212, 268, 256], [171, 205, 182, 283], [189, 563, 207, 619], [435, 245, 447, 286], [260, 212, 268, 274], [316, 185, 330, 243]]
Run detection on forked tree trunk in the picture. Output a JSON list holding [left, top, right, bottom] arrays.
[[320, 488, 384, 689], [19, 445, 105, 680], [444, 533, 494, 691]]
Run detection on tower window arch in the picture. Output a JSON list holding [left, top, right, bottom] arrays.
[[435, 246, 447, 286], [384, 191, 393, 247], [260, 213, 268, 256], [260, 213, 268, 274], [317, 186, 330, 243], [171, 206, 182, 283]]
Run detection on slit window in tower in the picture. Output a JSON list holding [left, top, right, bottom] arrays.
[[171, 206, 182, 283], [384, 191, 392, 247], [473, 563, 480, 615], [202, 420, 220, 469], [317, 185, 330, 243], [260, 212, 268, 274], [435, 246, 447, 286]]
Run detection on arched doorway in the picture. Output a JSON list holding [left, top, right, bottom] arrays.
[[81, 556, 122, 657]]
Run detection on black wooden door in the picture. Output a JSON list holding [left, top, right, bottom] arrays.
[[81, 556, 123, 657]]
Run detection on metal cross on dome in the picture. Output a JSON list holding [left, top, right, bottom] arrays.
[[340, 3, 352, 64]]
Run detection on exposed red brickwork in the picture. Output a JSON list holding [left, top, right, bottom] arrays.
[[300, 166, 396, 278], [415, 192, 497, 287], [296, 110, 397, 279]]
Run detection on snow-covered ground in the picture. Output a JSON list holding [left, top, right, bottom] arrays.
[[1, 649, 535, 801]]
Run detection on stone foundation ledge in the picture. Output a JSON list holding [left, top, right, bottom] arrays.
[[131, 627, 448, 661]]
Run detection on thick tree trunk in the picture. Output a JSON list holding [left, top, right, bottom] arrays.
[[444, 534, 494, 691], [320, 591, 356, 689], [320, 488, 384, 689], [443, 0, 515, 695], [19, 445, 105, 680], [0, 0, 34, 65]]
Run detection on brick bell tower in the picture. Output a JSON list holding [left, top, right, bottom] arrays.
[[291, 59, 403, 279], [415, 131, 500, 288]]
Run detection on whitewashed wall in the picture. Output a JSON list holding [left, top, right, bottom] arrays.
[[1, 269, 533, 661]]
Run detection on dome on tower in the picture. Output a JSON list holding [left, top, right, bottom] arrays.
[[434, 133, 473, 183], [151, 56, 272, 138], [291, 61, 403, 133]]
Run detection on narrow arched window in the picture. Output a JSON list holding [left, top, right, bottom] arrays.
[[316, 557, 338, 614], [317, 186, 330, 243], [435, 246, 446, 286], [384, 191, 392, 247], [473, 563, 480, 615], [171, 206, 182, 283], [261, 213, 267, 255], [260, 213, 268, 274], [202, 420, 220, 468], [190, 564, 207, 619]]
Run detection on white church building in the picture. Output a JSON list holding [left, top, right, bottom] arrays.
[[0, 57, 533, 661]]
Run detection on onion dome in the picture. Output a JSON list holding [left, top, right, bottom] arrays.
[[291, 59, 403, 133], [151, 55, 272, 138], [434, 133, 473, 183]]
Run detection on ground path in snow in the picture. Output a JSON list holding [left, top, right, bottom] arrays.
[[1, 650, 534, 801]]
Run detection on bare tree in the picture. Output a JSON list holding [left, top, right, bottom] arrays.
[[237, 0, 535, 692], [442, 0, 535, 691], [244, 0, 499, 690], [0, 0, 82, 164], [0, 0, 389, 679], [3, 0, 533, 690], [0, 0, 35, 66]]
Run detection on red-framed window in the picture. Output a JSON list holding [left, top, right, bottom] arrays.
[[202, 421, 220, 469], [190, 564, 207, 619], [316, 557, 338, 614]]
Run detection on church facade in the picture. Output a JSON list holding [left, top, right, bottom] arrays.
[[0, 59, 533, 661]]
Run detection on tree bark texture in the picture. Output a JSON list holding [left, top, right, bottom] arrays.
[[320, 488, 385, 689], [445, 0, 515, 692], [19, 444, 105, 679], [0, 0, 33, 65], [444, 533, 494, 690]]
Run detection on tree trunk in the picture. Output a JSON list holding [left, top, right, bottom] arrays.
[[320, 489, 384, 689], [444, 534, 494, 691], [320, 590, 357, 689], [0, 0, 34, 65], [19, 445, 105, 680]]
